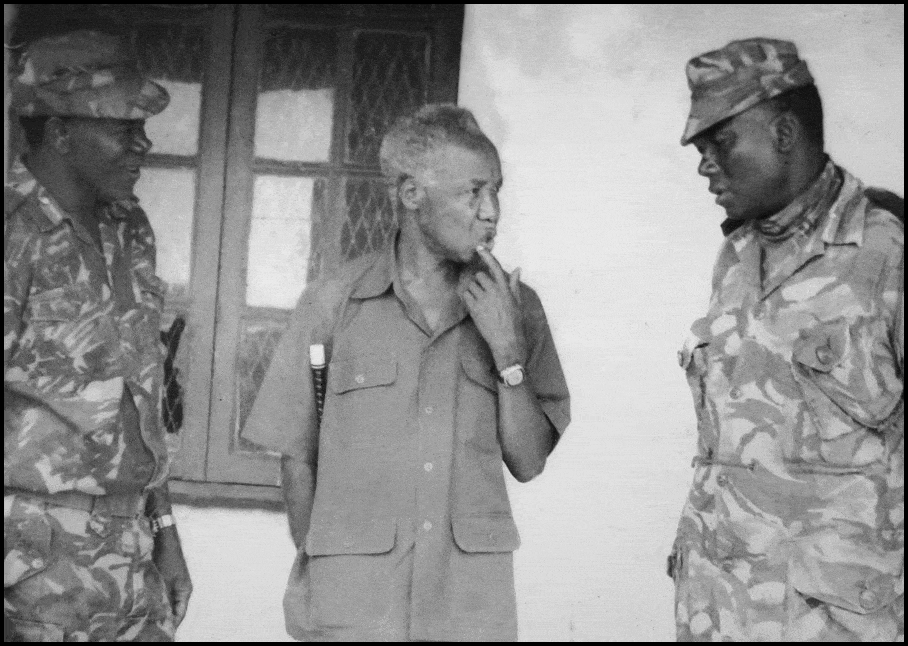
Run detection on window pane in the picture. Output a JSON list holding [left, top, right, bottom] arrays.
[[341, 177, 397, 260], [133, 24, 205, 156], [134, 167, 196, 297], [246, 175, 322, 309], [347, 31, 429, 166], [255, 28, 337, 162]]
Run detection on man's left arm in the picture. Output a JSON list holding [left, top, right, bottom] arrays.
[[146, 484, 193, 628], [129, 209, 193, 627], [463, 248, 570, 482]]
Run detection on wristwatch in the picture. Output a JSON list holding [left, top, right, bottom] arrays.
[[150, 513, 176, 535], [498, 364, 525, 387]]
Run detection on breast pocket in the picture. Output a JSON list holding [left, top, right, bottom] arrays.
[[792, 320, 901, 434], [326, 353, 399, 445], [791, 319, 900, 466], [24, 285, 119, 372]]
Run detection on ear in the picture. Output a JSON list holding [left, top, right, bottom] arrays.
[[770, 111, 798, 154], [44, 117, 72, 154], [398, 175, 425, 211]]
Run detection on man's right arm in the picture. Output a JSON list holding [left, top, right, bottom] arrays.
[[281, 456, 316, 549]]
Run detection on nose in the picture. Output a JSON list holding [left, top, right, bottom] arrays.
[[477, 188, 500, 223], [131, 127, 152, 155], [698, 151, 718, 177]]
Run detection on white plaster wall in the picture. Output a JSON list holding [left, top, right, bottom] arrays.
[[4, 4, 895, 643]]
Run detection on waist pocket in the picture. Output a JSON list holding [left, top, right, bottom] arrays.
[[304, 517, 396, 556], [790, 533, 902, 615], [4, 496, 54, 588], [452, 514, 521, 553], [7, 617, 66, 641]]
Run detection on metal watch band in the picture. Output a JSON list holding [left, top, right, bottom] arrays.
[[150, 513, 176, 535], [498, 364, 525, 386]]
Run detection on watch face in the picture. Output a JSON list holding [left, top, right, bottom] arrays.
[[504, 367, 525, 387]]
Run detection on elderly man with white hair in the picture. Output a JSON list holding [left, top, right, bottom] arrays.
[[242, 104, 570, 642]]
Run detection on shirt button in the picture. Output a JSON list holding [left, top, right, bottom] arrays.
[[424, 406, 434, 415], [716, 474, 730, 487], [815, 346, 834, 366], [859, 589, 879, 610], [354, 374, 365, 384], [730, 387, 742, 400], [424, 462, 434, 472], [423, 520, 433, 532]]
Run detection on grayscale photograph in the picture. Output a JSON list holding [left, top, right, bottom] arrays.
[[3, 3, 904, 642]]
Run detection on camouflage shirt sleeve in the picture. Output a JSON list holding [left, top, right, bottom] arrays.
[[4, 204, 32, 373]]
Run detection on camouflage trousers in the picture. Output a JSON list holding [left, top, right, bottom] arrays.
[[672, 542, 904, 642], [4, 493, 174, 641]]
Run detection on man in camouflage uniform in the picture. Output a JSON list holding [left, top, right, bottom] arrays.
[[669, 38, 904, 641], [4, 30, 192, 640]]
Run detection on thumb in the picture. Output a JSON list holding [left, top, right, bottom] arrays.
[[509, 268, 522, 303]]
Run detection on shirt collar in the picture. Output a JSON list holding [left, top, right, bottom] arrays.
[[755, 158, 839, 242], [350, 244, 396, 299]]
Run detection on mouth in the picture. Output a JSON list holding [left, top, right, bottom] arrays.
[[479, 228, 497, 246], [710, 187, 730, 205], [124, 164, 142, 181]]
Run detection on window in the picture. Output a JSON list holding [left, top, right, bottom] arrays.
[[9, 4, 464, 505]]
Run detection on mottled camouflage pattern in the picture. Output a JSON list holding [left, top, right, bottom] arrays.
[[681, 38, 815, 145], [4, 493, 174, 641], [672, 161, 904, 641], [4, 159, 170, 495], [11, 30, 169, 119]]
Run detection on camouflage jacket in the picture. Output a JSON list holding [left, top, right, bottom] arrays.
[[4, 159, 169, 495], [676, 161, 904, 615]]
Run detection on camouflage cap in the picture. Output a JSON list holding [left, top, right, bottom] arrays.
[[11, 30, 169, 120], [681, 38, 814, 145]]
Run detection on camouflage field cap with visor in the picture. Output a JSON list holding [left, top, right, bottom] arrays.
[[681, 37, 815, 145], [11, 30, 169, 120]]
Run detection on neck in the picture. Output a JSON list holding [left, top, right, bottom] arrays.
[[25, 150, 99, 220], [775, 148, 826, 213], [396, 216, 461, 290]]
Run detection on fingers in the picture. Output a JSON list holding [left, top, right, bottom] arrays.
[[475, 246, 508, 287], [171, 586, 192, 628]]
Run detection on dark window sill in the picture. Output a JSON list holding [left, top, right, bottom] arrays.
[[170, 479, 284, 511]]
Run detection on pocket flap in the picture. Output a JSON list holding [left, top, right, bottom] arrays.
[[452, 515, 521, 553], [329, 354, 397, 394], [791, 535, 901, 615], [26, 285, 86, 322], [461, 356, 498, 392], [305, 517, 396, 556], [792, 322, 848, 373]]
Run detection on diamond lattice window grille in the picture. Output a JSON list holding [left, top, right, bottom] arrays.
[[130, 23, 206, 84], [346, 31, 429, 167], [233, 319, 288, 448], [341, 179, 397, 260], [260, 27, 337, 93]]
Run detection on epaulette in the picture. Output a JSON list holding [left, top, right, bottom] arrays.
[[4, 184, 29, 220]]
